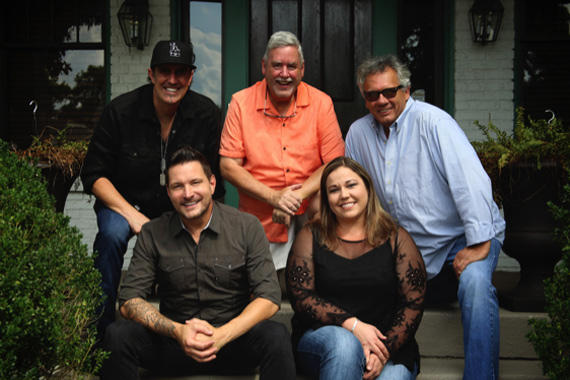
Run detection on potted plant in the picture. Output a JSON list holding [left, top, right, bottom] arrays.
[[472, 107, 570, 311], [14, 126, 88, 213], [0, 139, 107, 379]]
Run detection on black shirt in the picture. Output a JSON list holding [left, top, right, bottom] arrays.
[[81, 83, 224, 219], [287, 226, 426, 373]]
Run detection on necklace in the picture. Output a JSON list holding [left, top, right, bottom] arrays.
[[159, 113, 177, 187], [160, 136, 168, 186], [337, 236, 367, 244]]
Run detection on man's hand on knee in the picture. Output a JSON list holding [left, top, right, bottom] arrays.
[[453, 240, 491, 278]]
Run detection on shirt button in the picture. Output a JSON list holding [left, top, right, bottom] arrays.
[[283, 147, 286, 151], [387, 180, 392, 185], [286, 169, 290, 173], [389, 200, 393, 205]]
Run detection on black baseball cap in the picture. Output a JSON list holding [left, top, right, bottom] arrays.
[[150, 40, 196, 70]]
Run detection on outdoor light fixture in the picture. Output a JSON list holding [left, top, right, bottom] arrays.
[[469, 0, 504, 44], [117, 0, 153, 50]]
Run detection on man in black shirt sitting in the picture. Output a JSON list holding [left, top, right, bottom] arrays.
[[99, 146, 294, 379]]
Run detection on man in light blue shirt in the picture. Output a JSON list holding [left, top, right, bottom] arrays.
[[346, 55, 505, 380]]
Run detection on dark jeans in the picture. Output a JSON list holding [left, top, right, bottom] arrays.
[[92, 200, 134, 339], [100, 319, 296, 380]]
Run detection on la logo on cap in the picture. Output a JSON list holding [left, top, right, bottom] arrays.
[[169, 42, 181, 58]]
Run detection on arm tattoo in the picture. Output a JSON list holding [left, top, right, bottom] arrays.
[[123, 298, 176, 337]]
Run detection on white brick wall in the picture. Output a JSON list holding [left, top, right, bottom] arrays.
[[110, 0, 172, 100], [64, 0, 519, 272], [454, 0, 515, 141]]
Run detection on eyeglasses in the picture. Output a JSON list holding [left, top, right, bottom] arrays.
[[263, 94, 297, 119], [363, 85, 404, 102]]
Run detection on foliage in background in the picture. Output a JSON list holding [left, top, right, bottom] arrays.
[[471, 107, 570, 206], [14, 126, 88, 178], [0, 139, 106, 379], [526, 182, 570, 380]]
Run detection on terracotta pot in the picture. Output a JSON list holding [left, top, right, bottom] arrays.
[[499, 160, 564, 311]]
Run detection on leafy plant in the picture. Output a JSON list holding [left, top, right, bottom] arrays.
[[471, 107, 570, 205], [0, 139, 107, 379], [14, 126, 88, 178], [526, 182, 570, 379]]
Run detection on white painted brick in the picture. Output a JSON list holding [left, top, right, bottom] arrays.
[[454, 0, 515, 145]]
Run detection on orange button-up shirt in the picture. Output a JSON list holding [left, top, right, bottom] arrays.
[[220, 79, 345, 242]]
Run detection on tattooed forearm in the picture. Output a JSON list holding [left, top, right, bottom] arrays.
[[123, 298, 176, 338]]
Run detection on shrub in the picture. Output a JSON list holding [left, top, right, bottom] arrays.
[[0, 139, 107, 379], [527, 182, 570, 380]]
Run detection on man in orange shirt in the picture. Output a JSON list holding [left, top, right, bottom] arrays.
[[220, 31, 345, 272]]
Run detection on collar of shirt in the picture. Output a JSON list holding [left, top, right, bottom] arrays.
[[254, 78, 310, 114], [171, 202, 221, 239], [179, 207, 215, 235], [137, 83, 197, 123], [371, 98, 414, 143]]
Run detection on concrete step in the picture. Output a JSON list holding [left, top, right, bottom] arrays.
[[102, 272, 548, 379], [415, 303, 547, 360], [417, 359, 545, 380]]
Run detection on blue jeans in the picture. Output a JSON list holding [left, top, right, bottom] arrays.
[[92, 200, 134, 339], [296, 326, 417, 380], [100, 319, 296, 380], [425, 237, 501, 380]]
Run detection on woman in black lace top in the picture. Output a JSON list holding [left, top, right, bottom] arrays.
[[286, 157, 426, 380]]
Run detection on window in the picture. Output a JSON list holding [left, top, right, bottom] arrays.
[[517, 0, 570, 127], [185, 1, 223, 108], [0, 0, 106, 147], [398, 0, 447, 108]]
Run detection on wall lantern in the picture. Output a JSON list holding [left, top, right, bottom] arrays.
[[118, 0, 153, 50], [469, 0, 504, 44]]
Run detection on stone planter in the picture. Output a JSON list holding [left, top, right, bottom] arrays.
[[499, 161, 564, 312]]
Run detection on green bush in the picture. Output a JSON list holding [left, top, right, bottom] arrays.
[[0, 140, 107, 379], [527, 182, 570, 380]]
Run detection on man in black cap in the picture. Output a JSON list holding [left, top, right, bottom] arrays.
[[81, 40, 225, 340]]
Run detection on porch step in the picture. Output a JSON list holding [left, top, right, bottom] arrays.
[[417, 359, 545, 380], [103, 272, 548, 379], [132, 301, 547, 380]]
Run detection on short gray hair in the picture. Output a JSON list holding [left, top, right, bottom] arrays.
[[263, 31, 304, 64], [356, 55, 411, 91]]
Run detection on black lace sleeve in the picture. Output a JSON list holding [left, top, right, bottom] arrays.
[[286, 226, 353, 326], [383, 227, 426, 355]]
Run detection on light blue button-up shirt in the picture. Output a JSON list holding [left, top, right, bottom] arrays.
[[346, 98, 505, 279]]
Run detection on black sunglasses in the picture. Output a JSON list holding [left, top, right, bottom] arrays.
[[363, 85, 404, 102]]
